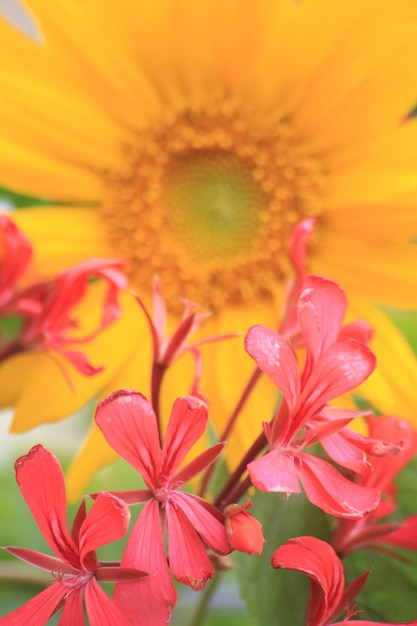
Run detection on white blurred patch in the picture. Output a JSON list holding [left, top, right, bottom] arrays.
[[0, 0, 41, 41], [0, 199, 14, 213]]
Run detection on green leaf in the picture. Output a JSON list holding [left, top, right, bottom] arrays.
[[235, 490, 330, 626]]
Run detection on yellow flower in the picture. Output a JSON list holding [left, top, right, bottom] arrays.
[[1, 1, 417, 499]]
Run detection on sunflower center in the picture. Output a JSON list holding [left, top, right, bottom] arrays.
[[101, 101, 325, 312]]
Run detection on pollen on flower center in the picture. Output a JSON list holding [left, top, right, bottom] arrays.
[[101, 98, 325, 312]]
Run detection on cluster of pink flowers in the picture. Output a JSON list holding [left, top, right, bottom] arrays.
[[1, 216, 417, 625]]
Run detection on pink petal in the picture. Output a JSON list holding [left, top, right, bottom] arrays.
[[248, 449, 301, 495], [171, 491, 230, 555], [298, 276, 347, 363], [85, 578, 131, 626], [78, 493, 130, 567], [244, 325, 300, 411], [320, 430, 372, 475], [299, 340, 376, 421], [299, 454, 380, 519], [95, 390, 162, 488], [272, 536, 345, 626], [113, 500, 176, 626], [5, 547, 75, 575], [14, 445, 78, 564], [57, 589, 85, 626], [382, 514, 417, 550], [0, 582, 65, 625], [165, 501, 213, 590], [175, 442, 225, 485], [162, 396, 208, 476]]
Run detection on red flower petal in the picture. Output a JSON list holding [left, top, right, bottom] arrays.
[[78, 493, 130, 567], [272, 536, 345, 626], [171, 491, 230, 555], [298, 276, 347, 364], [0, 582, 65, 625], [165, 501, 213, 590], [85, 578, 131, 626], [114, 500, 176, 626], [248, 449, 301, 494], [14, 445, 78, 564], [162, 396, 208, 476], [244, 325, 300, 411], [299, 454, 380, 519], [57, 589, 85, 626], [96, 390, 162, 488]]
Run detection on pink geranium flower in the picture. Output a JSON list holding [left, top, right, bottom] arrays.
[[0, 444, 144, 625], [245, 276, 381, 518], [95, 390, 231, 626], [272, 536, 417, 626], [331, 414, 417, 558]]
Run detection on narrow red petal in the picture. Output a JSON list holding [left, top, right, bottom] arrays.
[[5, 547, 75, 575], [114, 500, 176, 626], [95, 390, 161, 487], [0, 582, 65, 625], [171, 492, 230, 555], [14, 445, 78, 563], [175, 442, 225, 485], [85, 578, 131, 626], [244, 325, 300, 411], [165, 501, 213, 590], [162, 396, 208, 476], [79, 493, 130, 566], [57, 589, 85, 626], [299, 454, 380, 519], [298, 276, 347, 362]]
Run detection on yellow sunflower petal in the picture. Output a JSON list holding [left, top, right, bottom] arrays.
[[347, 299, 417, 425], [12, 207, 113, 275], [312, 236, 417, 308]]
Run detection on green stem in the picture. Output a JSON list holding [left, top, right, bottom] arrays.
[[188, 573, 222, 626]]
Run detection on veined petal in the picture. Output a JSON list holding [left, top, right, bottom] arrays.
[[78, 493, 130, 566], [165, 500, 213, 590], [85, 578, 131, 626], [162, 396, 209, 476], [272, 536, 345, 626], [244, 325, 300, 411], [114, 500, 176, 626], [4, 547, 75, 575], [95, 390, 161, 487], [248, 449, 301, 495], [171, 491, 230, 555], [14, 445, 78, 563], [0, 582, 65, 625], [299, 340, 376, 420], [175, 441, 225, 485], [57, 589, 85, 626], [298, 276, 347, 363], [299, 454, 380, 519]]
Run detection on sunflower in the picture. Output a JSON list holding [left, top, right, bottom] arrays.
[[1, 1, 417, 499]]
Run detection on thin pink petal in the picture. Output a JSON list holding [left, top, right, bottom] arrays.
[[175, 442, 225, 485], [113, 500, 176, 626], [382, 514, 417, 550], [298, 276, 347, 363], [5, 547, 75, 575], [57, 589, 85, 626], [299, 454, 380, 519], [244, 325, 300, 411], [165, 501, 213, 590], [0, 582, 65, 625], [162, 396, 208, 476], [171, 491, 230, 554], [272, 536, 344, 626], [85, 578, 131, 626], [248, 450, 301, 495], [299, 340, 376, 421], [320, 431, 372, 475], [95, 390, 162, 487], [14, 445, 78, 564], [79, 493, 130, 566]]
